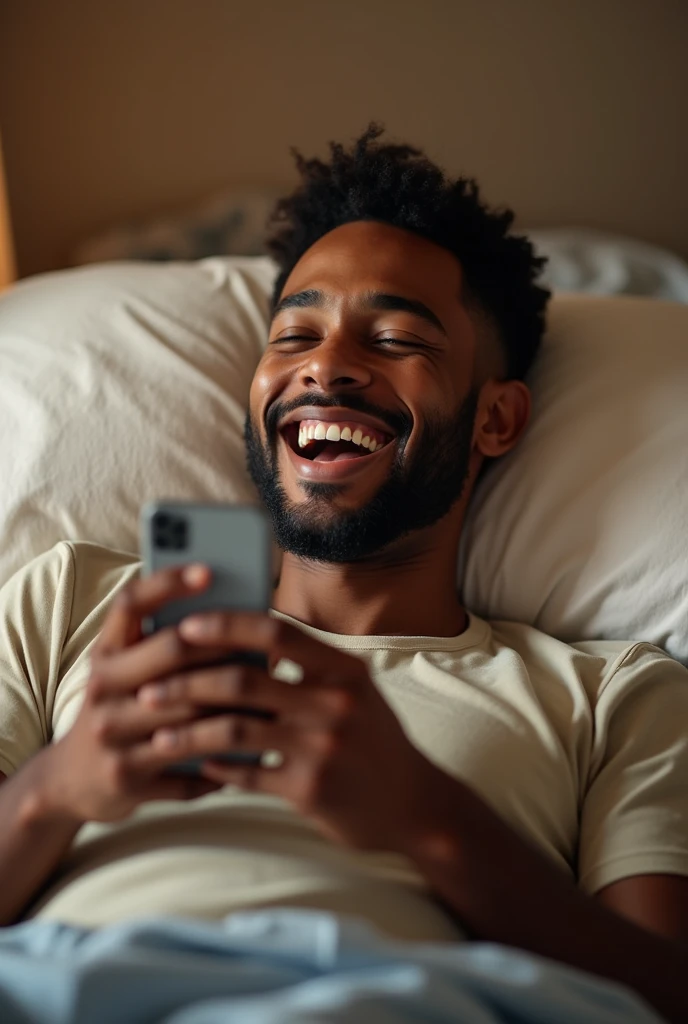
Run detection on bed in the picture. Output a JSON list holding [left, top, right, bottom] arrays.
[[0, 250, 686, 1021]]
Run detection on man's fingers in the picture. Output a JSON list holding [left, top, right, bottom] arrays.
[[90, 698, 198, 747], [96, 564, 211, 654], [137, 663, 353, 724], [149, 712, 299, 763], [134, 715, 333, 781], [89, 630, 229, 697], [178, 614, 368, 687]]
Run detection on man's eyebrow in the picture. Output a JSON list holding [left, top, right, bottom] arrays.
[[271, 288, 447, 337], [272, 289, 325, 319], [365, 293, 447, 336]]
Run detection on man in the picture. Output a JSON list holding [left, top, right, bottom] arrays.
[[0, 126, 686, 1022]]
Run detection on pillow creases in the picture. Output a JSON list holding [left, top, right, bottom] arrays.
[[0, 260, 686, 663]]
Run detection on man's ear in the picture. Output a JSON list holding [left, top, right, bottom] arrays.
[[473, 379, 531, 458]]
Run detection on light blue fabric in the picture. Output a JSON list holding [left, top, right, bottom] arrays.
[[0, 908, 664, 1023]]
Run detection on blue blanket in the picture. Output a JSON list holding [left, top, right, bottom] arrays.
[[0, 909, 664, 1023]]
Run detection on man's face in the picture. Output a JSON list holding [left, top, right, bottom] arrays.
[[246, 221, 482, 563]]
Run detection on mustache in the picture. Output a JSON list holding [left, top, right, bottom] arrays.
[[265, 393, 412, 441]]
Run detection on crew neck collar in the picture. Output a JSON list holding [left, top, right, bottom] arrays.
[[269, 608, 489, 652]]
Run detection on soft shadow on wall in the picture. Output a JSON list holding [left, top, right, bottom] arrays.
[[0, 0, 687, 277]]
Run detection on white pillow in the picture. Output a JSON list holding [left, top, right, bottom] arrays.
[[0, 257, 274, 585], [527, 228, 688, 302], [1, 263, 686, 664], [460, 293, 688, 665]]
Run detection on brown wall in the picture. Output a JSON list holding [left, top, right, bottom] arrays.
[[1, 0, 687, 277]]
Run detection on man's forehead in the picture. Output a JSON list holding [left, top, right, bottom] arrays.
[[280, 221, 465, 310]]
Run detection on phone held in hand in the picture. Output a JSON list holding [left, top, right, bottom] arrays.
[[140, 501, 273, 775]]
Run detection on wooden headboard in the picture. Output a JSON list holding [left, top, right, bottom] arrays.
[[0, 135, 16, 289]]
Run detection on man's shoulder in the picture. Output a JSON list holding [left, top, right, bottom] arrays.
[[487, 615, 637, 663], [485, 616, 687, 699], [0, 541, 141, 621], [58, 536, 141, 614], [62, 540, 141, 578], [4, 539, 139, 579]]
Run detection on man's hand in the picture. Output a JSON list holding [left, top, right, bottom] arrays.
[[137, 605, 440, 852], [44, 566, 231, 823]]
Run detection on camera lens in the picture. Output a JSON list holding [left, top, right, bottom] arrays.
[[153, 513, 188, 551], [171, 519, 188, 548]]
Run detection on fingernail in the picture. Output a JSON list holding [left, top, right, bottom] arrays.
[[138, 683, 167, 705], [179, 616, 207, 638], [182, 565, 208, 586], [154, 729, 178, 749]]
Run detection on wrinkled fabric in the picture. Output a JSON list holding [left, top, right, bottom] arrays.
[[0, 908, 664, 1024]]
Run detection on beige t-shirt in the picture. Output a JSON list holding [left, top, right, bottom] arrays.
[[1, 541, 687, 941]]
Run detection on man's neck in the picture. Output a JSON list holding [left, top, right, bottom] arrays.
[[272, 522, 467, 638]]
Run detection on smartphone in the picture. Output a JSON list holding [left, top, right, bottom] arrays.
[[140, 501, 273, 774]]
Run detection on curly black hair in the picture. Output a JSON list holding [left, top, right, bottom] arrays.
[[266, 124, 550, 382]]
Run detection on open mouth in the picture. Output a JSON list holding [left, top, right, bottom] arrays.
[[281, 419, 395, 464]]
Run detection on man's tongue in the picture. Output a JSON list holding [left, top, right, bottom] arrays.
[[314, 442, 366, 463]]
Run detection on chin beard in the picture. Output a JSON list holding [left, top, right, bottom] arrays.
[[244, 388, 479, 564]]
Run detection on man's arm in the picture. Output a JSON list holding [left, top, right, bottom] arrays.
[[152, 610, 688, 1023], [0, 759, 84, 924], [0, 566, 230, 925], [598, 874, 688, 941], [404, 769, 688, 1024]]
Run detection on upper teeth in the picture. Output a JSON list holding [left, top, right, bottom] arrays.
[[296, 420, 388, 453]]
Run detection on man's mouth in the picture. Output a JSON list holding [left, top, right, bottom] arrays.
[[281, 418, 396, 464]]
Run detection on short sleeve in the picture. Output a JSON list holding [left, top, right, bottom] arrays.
[[0, 543, 77, 776], [578, 643, 688, 893]]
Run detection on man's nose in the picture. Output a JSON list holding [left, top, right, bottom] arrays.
[[297, 335, 373, 391]]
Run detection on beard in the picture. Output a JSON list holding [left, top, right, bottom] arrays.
[[244, 388, 479, 564]]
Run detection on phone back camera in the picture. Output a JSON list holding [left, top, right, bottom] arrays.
[[153, 513, 188, 551]]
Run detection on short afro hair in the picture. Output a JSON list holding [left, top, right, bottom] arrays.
[[266, 124, 550, 382]]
